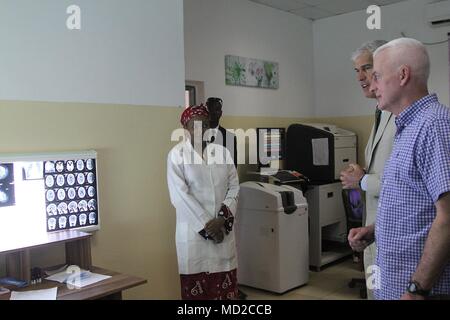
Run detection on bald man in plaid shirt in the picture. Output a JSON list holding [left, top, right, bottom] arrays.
[[348, 38, 450, 300]]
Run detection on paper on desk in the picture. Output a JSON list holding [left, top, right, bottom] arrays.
[[10, 287, 57, 300], [46, 269, 111, 288], [45, 269, 87, 283], [68, 272, 111, 288]]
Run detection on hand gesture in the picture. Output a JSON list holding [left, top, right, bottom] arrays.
[[348, 226, 374, 252], [340, 164, 365, 189], [211, 230, 224, 244], [205, 217, 225, 243]]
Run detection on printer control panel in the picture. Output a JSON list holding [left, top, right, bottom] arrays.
[[271, 170, 307, 183]]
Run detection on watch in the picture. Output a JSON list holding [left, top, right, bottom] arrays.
[[407, 280, 430, 297]]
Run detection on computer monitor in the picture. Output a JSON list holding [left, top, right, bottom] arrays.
[[256, 128, 285, 169]]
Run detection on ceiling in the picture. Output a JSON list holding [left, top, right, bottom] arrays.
[[248, 0, 409, 20]]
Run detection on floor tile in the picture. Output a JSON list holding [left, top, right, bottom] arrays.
[[239, 257, 365, 300]]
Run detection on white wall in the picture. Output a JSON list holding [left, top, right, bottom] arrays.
[[313, 0, 450, 117], [184, 0, 314, 117], [0, 0, 185, 107]]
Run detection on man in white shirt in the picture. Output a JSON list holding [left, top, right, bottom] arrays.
[[340, 40, 396, 299], [167, 105, 240, 300]]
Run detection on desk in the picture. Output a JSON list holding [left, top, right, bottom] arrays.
[[0, 266, 146, 300], [0, 230, 147, 299]]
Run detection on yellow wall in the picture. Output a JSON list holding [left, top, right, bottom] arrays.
[[0, 100, 373, 298]]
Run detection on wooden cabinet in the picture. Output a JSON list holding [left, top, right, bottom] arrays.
[[2, 230, 92, 283]]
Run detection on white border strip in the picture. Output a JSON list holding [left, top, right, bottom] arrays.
[[0, 150, 97, 162]]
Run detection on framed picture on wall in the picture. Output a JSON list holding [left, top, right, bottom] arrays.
[[225, 55, 279, 89]]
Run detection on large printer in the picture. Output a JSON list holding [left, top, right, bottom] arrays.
[[236, 182, 309, 293], [286, 123, 357, 183], [285, 123, 356, 270]]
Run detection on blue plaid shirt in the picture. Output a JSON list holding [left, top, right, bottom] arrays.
[[374, 94, 450, 300]]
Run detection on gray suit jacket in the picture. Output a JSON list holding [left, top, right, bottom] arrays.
[[363, 110, 396, 226]]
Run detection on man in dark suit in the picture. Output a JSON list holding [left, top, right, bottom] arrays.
[[206, 97, 238, 168], [206, 97, 244, 300]]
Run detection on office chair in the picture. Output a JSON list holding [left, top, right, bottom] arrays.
[[342, 188, 367, 299]]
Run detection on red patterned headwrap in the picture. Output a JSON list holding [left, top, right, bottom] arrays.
[[180, 104, 209, 127]]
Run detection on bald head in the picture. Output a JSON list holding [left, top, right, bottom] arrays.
[[369, 38, 430, 115], [373, 38, 430, 86]]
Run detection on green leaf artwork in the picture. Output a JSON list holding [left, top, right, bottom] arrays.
[[225, 55, 278, 89]]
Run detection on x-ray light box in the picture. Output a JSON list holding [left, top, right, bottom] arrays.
[[0, 150, 100, 233]]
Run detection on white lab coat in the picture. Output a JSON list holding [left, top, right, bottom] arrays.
[[167, 140, 239, 275]]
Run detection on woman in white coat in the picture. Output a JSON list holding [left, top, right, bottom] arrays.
[[167, 105, 240, 300]]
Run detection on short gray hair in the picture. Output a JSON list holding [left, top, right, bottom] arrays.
[[373, 37, 430, 85], [351, 40, 388, 61]]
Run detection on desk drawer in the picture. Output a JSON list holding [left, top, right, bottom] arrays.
[[306, 183, 345, 227]]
